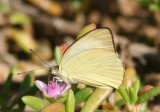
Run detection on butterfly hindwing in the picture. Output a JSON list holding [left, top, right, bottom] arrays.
[[59, 49, 124, 89]]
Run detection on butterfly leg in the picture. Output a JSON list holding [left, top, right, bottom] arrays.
[[53, 76, 63, 87], [53, 76, 71, 88], [65, 80, 71, 88], [53, 76, 63, 82]]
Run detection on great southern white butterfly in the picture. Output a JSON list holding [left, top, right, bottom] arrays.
[[51, 27, 125, 89]]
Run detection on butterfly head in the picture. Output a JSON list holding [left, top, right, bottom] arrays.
[[49, 66, 59, 76]]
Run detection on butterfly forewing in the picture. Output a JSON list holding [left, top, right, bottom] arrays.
[[59, 28, 124, 89], [60, 28, 115, 65]]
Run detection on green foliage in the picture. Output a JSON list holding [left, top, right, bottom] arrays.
[[54, 45, 62, 65], [22, 96, 49, 110], [115, 99, 125, 106], [9, 82, 38, 109], [118, 80, 140, 105], [19, 73, 34, 111], [136, 86, 160, 104], [132, 80, 140, 96], [3, 25, 160, 112], [3, 65, 18, 107], [129, 87, 137, 105], [118, 84, 130, 103], [66, 89, 75, 112], [75, 88, 93, 106], [0, 65, 39, 112], [20, 73, 34, 91], [118, 79, 160, 111]]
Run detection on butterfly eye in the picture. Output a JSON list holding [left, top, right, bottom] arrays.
[[50, 66, 59, 75], [51, 68, 58, 74], [52, 69, 56, 74]]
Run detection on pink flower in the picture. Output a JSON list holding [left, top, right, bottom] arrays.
[[35, 80, 70, 99]]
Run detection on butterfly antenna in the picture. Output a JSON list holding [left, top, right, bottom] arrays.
[[28, 48, 51, 68], [16, 67, 47, 75]]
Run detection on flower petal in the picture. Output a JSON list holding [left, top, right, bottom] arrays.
[[53, 81, 61, 99], [48, 81, 55, 97], [35, 80, 48, 95], [60, 82, 70, 94], [54, 82, 61, 95]]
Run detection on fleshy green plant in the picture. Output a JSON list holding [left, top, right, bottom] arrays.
[[0, 65, 38, 112], [1, 24, 160, 112], [21, 24, 160, 112], [118, 80, 160, 112]]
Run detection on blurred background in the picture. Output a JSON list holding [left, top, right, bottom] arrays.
[[0, 0, 160, 111]]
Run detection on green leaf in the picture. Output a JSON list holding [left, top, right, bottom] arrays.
[[115, 99, 125, 106], [76, 23, 96, 39], [3, 65, 18, 107], [54, 46, 62, 65], [95, 109, 122, 112], [118, 85, 130, 103], [66, 89, 75, 112], [71, 84, 78, 92], [19, 101, 25, 111], [9, 85, 38, 108], [22, 96, 49, 110], [20, 73, 34, 91], [129, 87, 137, 104], [75, 88, 93, 106], [136, 86, 160, 104], [132, 80, 140, 96], [134, 74, 145, 91], [19, 73, 34, 110]]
